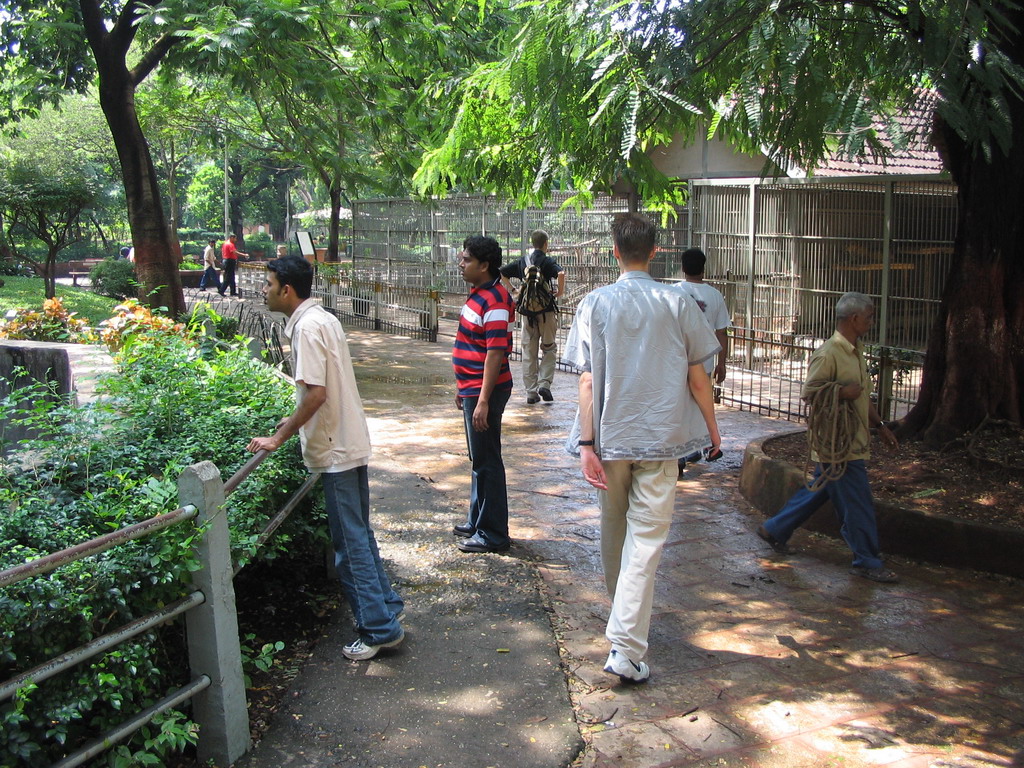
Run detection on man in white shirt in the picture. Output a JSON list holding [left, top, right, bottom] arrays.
[[247, 255, 404, 660], [199, 239, 220, 292], [565, 213, 721, 684], [674, 247, 731, 474], [676, 248, 730, 385]]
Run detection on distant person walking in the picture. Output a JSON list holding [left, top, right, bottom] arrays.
[[756, 292, 900, 583], [199, 239, 220, 292], [500, 230, 565, 404], [565, 213, 721, 683], [675, 248, 730, 385], [247, 255, 405, 660], [673, 247, 731, 474], [219, 234, 247, 297], [452, 236, 515, 554]]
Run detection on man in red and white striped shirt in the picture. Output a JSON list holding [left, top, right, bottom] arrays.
[[451, 235, 515, 553]]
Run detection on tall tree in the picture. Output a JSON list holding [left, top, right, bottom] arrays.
[[194, 0, 521, 260], [418, 0, 1024, 443], [1, 0, 191, 313], [0, 101, 112, 296], [136, 75, 213, 254], [0, 161, 100, 298]]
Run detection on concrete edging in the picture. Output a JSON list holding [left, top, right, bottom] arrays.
[[739, 430, 1024, 579]]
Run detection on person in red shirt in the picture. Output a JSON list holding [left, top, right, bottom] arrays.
[[218, 234, 248, 297], [451, 235, 515, 553]]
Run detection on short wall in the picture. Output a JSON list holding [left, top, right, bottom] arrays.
[[739, 431, 1024, 579], [179, 270, 203, 288], [0, 341, 74, 451]]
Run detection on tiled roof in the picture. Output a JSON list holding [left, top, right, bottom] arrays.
[[813, 92, 945, 176]]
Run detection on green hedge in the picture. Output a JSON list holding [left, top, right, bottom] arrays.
[[89, 258, 137, 299], [0, 318, 318, 766]]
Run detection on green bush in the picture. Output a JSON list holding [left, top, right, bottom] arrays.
[[13, 242, 110, 263], [246, 232, 273, 247], [90, 258, 137, 299], [0, 321, 317, 766], [184, 302, 240, 342], [0, 259, 35, 277]]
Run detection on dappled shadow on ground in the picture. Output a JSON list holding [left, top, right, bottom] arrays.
[[237, 327, 1024, 768]]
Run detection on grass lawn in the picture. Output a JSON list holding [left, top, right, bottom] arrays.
[[0, 276, 120, 326]]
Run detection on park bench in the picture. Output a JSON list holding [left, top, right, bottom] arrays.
[[68, 259, 103, 286]]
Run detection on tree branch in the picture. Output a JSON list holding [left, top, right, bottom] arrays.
[[108, 0, 144, 57], [132, 32, 180, 86], [78, 0, 111, 59]]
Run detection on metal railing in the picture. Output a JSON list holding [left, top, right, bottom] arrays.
[[312, 271, 440, 342], [0, 451, 319, 767]]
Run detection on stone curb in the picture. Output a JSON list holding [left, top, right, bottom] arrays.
[[739, 430, 1024, 579]]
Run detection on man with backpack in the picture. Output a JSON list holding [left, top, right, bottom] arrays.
[[500, 230, 566, 404]]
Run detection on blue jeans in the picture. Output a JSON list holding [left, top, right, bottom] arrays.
[[762, 460, 883, 569], [321, 465, 404, 645], [199, 266, 220, 291], [460, 388, 511, 548]]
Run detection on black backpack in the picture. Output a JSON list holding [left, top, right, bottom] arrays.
[[515, 254, 556, 320]]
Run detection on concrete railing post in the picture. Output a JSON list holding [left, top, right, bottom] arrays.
[[178, 461, 250, 765]]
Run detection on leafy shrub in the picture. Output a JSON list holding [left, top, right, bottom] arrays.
[[90, 259, 137, 299], [246, 232, 273, 247], [0, 297, 93, 343], [0, 258, 34, 277], [0, 318, 317, 766], [184, 302, 240, 343], [179, 259, 203, 271], [13, 242, 108, 263], [99, 299, 187, 353]]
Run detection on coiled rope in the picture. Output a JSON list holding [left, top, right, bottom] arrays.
[[803, 380, 870, 492]]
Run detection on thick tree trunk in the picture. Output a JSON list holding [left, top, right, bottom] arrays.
[[44, 250, 56, 300], [903, 77, 1024, 442], [89, 32, 184, 316]]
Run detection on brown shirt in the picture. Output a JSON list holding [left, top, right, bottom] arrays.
[[803, 331, 872, 462]]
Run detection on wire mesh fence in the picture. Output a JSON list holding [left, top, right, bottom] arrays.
[[271, 177, 956, 422]]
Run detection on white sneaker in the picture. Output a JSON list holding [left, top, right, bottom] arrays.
[[603, 649, 650, 683], [342, 629, 405, 660]]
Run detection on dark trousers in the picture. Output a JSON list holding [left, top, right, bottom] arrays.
[[460, 388, 511, 547], [220, 259, 237, 295], [199, 266, 220, 291]]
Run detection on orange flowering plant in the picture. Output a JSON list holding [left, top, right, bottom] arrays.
[[0, 296, 93, 343], [98, 299, 189, 353]]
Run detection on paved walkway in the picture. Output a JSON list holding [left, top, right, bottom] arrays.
[[243, 325, 1024, 768]]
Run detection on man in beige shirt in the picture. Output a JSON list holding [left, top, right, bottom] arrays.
[[247, 255, 404, 659], [199, 239, 220, 292], [757, 292, 900, 583]]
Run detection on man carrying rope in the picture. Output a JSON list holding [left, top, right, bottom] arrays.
[[756, 292, 900, 583]]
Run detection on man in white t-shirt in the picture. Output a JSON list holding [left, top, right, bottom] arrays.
[[247, 255, 404, 661], [675, 248, 730, 384], [674, 248, 731, 474]]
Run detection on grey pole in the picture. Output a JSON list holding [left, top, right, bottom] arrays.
[[178, 461, 250, 766]]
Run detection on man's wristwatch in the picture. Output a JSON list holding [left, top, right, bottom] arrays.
[[578, 439, 595, 447]]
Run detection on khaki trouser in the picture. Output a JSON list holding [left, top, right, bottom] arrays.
[[599, 459, 677, 661], [520, 311, 558, 396]]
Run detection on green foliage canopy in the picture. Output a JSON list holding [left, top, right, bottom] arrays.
[[416, 0, 1024, 205]]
